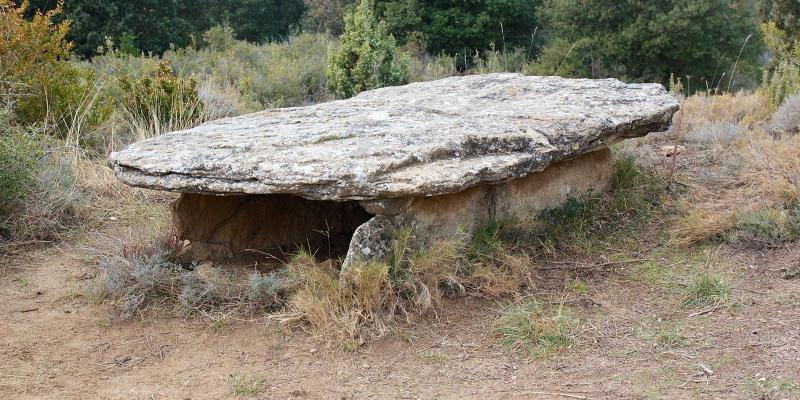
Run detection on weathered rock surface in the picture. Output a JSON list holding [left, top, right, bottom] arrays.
[[109, 73, 678, 200], [110, 74, 678, 269]]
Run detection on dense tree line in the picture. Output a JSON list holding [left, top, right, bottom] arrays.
[[19, 0, 772, 90], [19, 0, 305, 57], [538, 0, 763, 86]]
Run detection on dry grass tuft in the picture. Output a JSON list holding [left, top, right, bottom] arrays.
[[671, 206, 736, 246], [678, 92, 771, 133], [95, 233, 291, 318], [769, 93, 800, 137], [742, 132, 800, 207], [285, 252, 394, 339], [672, 91, 800, 247]]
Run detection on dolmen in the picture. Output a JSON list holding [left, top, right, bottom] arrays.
[[109, 73, 679, 270]]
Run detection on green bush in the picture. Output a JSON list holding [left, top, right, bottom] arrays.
[[118, 61, 204, 138], [327, 0, 410, 98], [161, 32, 334, 110], [761, 22, 800, 107], [0, 111, 41, 232], [0, 111, 82, 242], [1, 2, 103, 135]]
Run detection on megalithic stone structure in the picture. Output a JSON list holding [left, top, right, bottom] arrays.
[[109, 73, 679, 270]]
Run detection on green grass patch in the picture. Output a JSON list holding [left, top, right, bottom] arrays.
[[652, 322, 689, 348], [418, 350, 448, 364], [730, 207, 800, 246], [227, 374, 265, 397], [681, 273, 730, 308], [493, 300, 577, 357], [531, 156, 665, 255]]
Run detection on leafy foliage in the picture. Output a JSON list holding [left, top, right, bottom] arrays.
[[29, 0, 305, 58], [760, 0, 799, 38], [303, 0, 353, 35], [538, 0, 763, 88], [0, 111, 40, 229], [117, 61, 204, 138], [327, 0, 409, 98], [376, 0, 543, 62], [761, 21, 799, 107], [0, 1, 85, 128]]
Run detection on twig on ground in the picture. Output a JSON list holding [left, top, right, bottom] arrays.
[[538, 258, 654, 271], [688, 305, 719, 317], [474, 389, 597, 400]]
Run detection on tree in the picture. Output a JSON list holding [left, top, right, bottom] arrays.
[[25, 0, 305, 58], [375, 0, 543, 61], [59, 0, 192, 58], [760, 0, 799, 38], [539, 0, 762, 88], [327, 0, 409, 98], [219, 0, 305, 43], [302, 0, 353, 35], [760, 0, 799, 106]]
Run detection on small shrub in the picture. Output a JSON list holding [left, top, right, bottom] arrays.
[[326, 0, 410, 98], [761, 21, 800, 108], [686, 122, 749, 145], [118, 61, 206, 139], [14, 155, 83, 241], [681, 273, 730, 308], [407, 53, 458, 83], [0, 114, 41, 226], [493, 300, 577, 356], [0, 116, 83, 243], [162, 32, 334, 110], [100, 243, 186, 318], [0, 1, 74, 126], [731, 208, 800, 246], [203, 24, 237, 53], [98, 237, 286, 318], [770, 93, 800, 137], [247, 270, 294, 307], [671, 207, 735, 246]]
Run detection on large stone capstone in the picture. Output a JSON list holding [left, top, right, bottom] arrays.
[[109, 73, 679, 267]]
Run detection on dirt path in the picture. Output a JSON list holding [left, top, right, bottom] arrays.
[[2, 232, 799, 399]]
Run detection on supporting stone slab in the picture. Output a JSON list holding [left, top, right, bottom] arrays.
[[341, 147, 615, 269]]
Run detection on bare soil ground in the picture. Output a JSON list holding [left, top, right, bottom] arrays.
[[2, 135, 799, 400]]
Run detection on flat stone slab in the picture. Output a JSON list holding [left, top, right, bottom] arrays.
[[109, 73, 679, 200]]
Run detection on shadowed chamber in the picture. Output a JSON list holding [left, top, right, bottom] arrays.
[[172, 193, 374, 262]]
